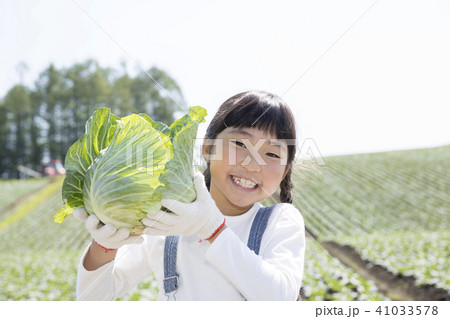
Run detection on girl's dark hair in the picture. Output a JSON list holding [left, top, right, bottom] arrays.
[[203, 90, 296, 204]]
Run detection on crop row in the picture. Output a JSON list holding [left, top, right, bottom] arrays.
[[339, 230, 450, 292], [0, 191, 91, 253], [292, 147, 449, 238], [301, 238, 388, 301], [0, 178, 50, 215], [0, 187, 91, 300], [293, 160, 448, 240], [291, 146, 449, 292], [331, 157, 448, 228], [0, 250, 81, 300]]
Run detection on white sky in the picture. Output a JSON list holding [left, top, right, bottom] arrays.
[[1, 0, 449, 157]]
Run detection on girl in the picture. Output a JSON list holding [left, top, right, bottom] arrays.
[[75, 90, 305, 301]]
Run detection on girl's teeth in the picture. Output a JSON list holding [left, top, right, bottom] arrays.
[[232, 176, 257, 188]]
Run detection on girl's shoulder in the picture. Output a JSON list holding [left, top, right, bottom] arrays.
[[266, 202, 305, 228]]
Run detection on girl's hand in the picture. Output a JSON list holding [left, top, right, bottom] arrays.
[[142, 172, 225, 240], [73, 208, 144, 249]]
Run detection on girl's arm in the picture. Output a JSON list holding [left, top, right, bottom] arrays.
[[83, 240, 117, 270], [73, 208, 153, 300], [76, 236, 158, 300], [204, 203, 305, 301]]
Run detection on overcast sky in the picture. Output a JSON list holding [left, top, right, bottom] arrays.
[[1, 0, 449, 157]]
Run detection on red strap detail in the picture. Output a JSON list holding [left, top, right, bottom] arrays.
[[200, 218, 226, 242]]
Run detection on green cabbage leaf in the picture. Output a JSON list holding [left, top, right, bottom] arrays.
[[54, 106, 206, 235]]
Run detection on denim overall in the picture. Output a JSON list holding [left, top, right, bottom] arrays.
[[163, 205, 275, 300]]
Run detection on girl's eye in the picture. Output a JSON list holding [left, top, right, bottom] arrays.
[[232, 140, 246, 148], [266, 152, 280, 159]]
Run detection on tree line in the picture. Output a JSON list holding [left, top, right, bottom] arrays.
[[0, 60, 186, 178]]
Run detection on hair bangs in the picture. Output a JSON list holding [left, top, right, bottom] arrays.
[[221, 92, 296, 142]]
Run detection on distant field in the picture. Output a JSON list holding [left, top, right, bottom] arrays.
[[0, 145, 448, 300], [0, 178, 50, 213], [0, 187, 90, 300], [293, 145, 450, 294]]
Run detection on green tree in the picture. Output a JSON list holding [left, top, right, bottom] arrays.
[[35, 64, 63, 161], [3, 85, 32, 178], [0, 100, 9, 177], [110, 72, 135, 115], [29, 90, 44, 168], [62, 60, 112, 150], [131, 66, 185, 125]]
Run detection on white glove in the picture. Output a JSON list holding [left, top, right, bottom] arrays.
[[142, 172, 225, 240], [73, 208, 144, 249]]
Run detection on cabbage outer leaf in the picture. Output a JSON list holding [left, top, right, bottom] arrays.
[[54, 108, 119, 223], [156, 106, 207, 203]]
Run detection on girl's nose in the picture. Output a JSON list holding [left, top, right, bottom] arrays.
[[240, 154, 262, 172]]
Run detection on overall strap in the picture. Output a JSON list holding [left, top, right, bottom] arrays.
[[163, 235, 180, 300], [247, 205, 275, 255]]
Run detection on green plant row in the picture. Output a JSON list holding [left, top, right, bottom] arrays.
[[291, 146, 449, 292], [0, 178, 63, 231], [340, 230, 450, 291], [301, 238, 388, 301], [0, 178, 51, 214]]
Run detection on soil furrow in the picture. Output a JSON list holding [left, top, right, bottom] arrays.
[[321, 241, 450, 301]]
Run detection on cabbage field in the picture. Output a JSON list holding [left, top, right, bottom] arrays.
[[294, 145, 450, 300], [0, 145, 448, 300]]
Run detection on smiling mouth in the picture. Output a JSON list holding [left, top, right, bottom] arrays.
[[231, 175, 259, 189]]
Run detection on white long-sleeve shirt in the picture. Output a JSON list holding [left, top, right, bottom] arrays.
[[76, 202, 305, 301]]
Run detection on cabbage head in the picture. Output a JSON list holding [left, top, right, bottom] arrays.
[[54, 106, 207, 235]]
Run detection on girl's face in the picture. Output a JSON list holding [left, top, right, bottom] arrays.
[[203, 127, 289, 216]]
